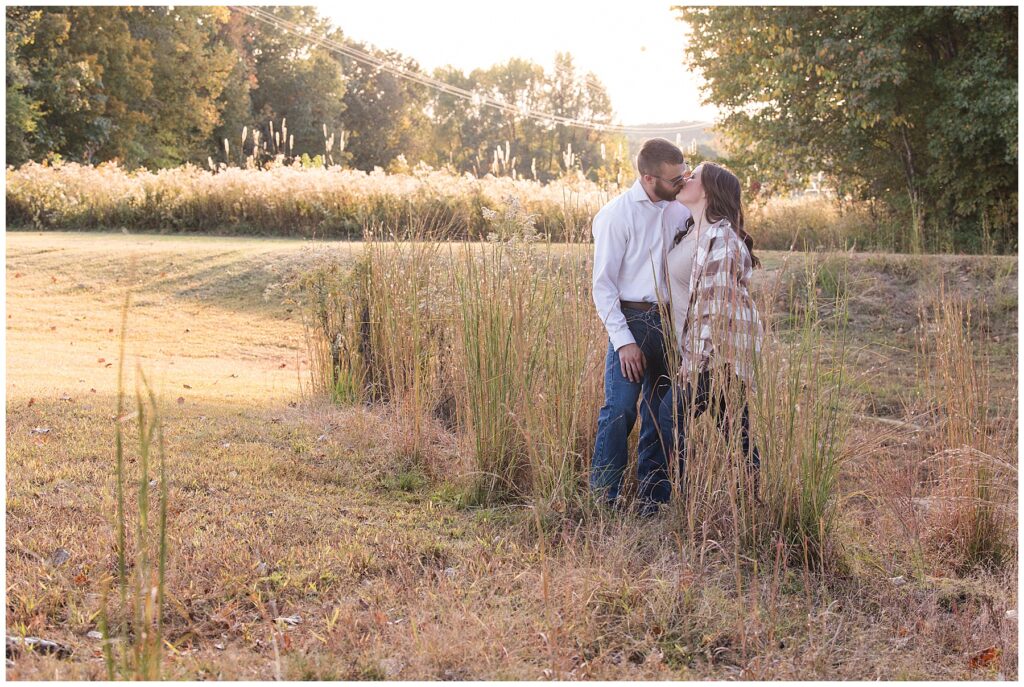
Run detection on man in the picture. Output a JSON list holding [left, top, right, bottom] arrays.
[[590, 137, 691, 514]]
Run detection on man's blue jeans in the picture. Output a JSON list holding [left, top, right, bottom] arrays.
[[590, 307, 670, 506]]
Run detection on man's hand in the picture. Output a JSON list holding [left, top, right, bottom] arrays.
[[618, 343, 646, 383]]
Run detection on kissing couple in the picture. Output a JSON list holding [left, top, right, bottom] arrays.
[[590, 137, 764, 518]]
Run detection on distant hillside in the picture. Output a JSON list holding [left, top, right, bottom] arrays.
[[622, 121, 721, 160]]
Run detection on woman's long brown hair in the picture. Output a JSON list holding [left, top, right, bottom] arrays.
[[700, 161, 760, 268]]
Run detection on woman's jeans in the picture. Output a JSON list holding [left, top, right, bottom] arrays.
[[590, 307, 670, 506], [641, 366, 761, 505]]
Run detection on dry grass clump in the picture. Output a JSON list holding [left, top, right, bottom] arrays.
[[915, 281, 1017, 574]]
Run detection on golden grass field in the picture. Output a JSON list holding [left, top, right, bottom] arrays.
[[5, 230, 1018, 679]]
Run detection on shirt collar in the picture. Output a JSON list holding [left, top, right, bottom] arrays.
[[629, 178, 666, 205]]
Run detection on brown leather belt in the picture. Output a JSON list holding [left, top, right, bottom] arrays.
[[620, 300, 660, 312]]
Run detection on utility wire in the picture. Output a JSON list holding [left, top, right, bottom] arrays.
[[230, 5, 710, 136]]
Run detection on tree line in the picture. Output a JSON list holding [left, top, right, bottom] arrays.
[[680, 5, 1018, 253], [5, 5, 631, 182]]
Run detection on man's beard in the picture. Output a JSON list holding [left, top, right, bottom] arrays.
[[653, 184, 677, 202]]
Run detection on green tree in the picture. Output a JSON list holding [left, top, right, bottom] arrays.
[[335, 41, 431, 171], [5, 8, 45, 166], [132, 6, 237, 167], [677, 5, 1017, 252]]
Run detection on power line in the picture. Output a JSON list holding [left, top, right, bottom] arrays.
[[230, 5, 710, 136]]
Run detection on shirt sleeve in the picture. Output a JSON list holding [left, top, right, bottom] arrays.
[[592, 208, 635, 350]]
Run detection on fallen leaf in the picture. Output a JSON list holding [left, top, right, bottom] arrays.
[[50, 325, 56, 331], [14, 272, 23, 278], [105, 363, 112, 368], [968, 646, 1000, 669], [177, 397, 185, 405], [51, 276, 57, 283], [74, 573, 88, 586], [27, 398, 35, 407], [108, 328, 114, 333], [97, 358, 105, 364]]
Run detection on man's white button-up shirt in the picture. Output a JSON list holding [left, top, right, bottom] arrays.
[[591, 179, 691, 351]]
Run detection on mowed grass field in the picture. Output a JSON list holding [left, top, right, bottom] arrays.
[[6, 230, 1018, 679]]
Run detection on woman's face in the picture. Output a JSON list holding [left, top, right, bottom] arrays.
[[675, 164, 704, 205]]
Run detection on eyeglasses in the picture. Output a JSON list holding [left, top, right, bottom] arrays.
[[647, 168, 692, 186]]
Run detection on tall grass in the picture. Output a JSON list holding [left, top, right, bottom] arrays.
[[916, 280, 1016, 572], [5, 159, 605, 240], [452, 201, 604, 506], [660, 254, 851, 571], [11, 158, 1008, 253], [97, 291, 170, 680], [299, 206, 858, 574], [299, 199, 603, 507], [752, 258, 851, 569]]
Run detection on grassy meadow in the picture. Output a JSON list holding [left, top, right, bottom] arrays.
[[6, 161, 943, 253], [5, 226, 1018, 680]]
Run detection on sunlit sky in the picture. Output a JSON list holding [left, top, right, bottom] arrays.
[[320, 1, 720, 125]]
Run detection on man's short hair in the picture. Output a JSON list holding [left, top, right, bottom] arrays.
[[636, 138, 685, 176]]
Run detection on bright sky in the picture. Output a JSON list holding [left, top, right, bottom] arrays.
[[320, 1, 719, 125]]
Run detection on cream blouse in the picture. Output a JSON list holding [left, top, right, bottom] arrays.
[[665, 224, 699, 355]]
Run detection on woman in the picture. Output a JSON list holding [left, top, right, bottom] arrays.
[[638, 161, 764, 513]]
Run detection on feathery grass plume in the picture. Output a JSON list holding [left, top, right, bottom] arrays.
[[562, 143, 575, 173]]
